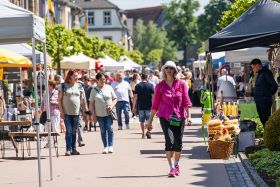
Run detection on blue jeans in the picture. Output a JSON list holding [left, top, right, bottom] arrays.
[[97, 115, 114, 148], [116, 101, 130, 127], [138, 110, 151, 123], [64, 115, 80, 152]]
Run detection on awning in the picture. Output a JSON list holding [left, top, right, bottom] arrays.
[[0, 48, 32, 67]]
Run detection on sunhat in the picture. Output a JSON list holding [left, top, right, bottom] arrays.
[[161, 61, 178, 73]]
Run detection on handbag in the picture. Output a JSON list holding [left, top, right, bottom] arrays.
[[40, 91, 55, 124], [109, 110, 117, 120], [94, 87, 117, 120], [39, 111, 47, 124]]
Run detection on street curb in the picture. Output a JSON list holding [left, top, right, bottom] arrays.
[[238, 152, 269, 187]]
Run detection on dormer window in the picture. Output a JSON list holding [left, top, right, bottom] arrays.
[[103, 11, 111, 25]]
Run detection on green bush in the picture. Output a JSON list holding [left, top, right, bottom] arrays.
[[249, 149, 280, 186], [242, 117, 264, 138], [264, 109, 280, 151]]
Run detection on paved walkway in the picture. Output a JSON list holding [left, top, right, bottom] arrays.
[[0, 108, 253, 187]]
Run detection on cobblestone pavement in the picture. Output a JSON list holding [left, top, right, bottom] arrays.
[[225, 157, 255, 187]]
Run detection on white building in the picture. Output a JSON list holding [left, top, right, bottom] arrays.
[[76, 0, 130, 50]]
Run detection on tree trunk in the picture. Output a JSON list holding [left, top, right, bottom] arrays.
[[183, 45, 188, 66]]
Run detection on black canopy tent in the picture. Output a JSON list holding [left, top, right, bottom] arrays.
[[206, 0, 280, 53], [205, 0, 280, 112]]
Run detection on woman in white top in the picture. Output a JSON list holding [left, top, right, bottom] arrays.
[[89, 73, 117, 154]]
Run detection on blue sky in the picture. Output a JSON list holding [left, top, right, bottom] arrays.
[[110, 0, 210, 15]]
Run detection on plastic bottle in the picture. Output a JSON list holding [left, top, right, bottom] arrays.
[[222, 102, 227, 116], [227, 102, 232, 116]]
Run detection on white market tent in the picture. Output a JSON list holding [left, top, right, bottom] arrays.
[[0, 43, 50, 65], [225, 47, 269, 63], [0, 1, 51, 186], [98, 55, 124, 71], [119, 55, 141, 71], [61, 53, 96, 70]]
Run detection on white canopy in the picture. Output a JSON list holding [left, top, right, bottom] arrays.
[[98, 55, 124, 71], [61, 53, 96, 70], [225, 47, 268, 63], [0, 0, 45, 44], [0, 43, 49, 64], [119, 56, 141, 70]]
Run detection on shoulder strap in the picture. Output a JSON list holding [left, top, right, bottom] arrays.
[[94, 87, 107, 102], [61, 83, 66, 95]]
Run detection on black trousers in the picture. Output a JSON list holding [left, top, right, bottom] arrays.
[[160, 118, 185, 152], [255, 100, 272, 127]]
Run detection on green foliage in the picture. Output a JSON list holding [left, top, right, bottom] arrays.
[[146, 49, 163, 63], [125, 50, 144, 64], [100, 39, 125, 61], [36, 23, 82, 73], [164, 0, 199, 49], [197, 0, 230, 41], [243, 117, 264, 138], [36, 23, 144, 71], [249, 149, 280, 186], [264, 109, 280, 151], [133, 19, 177, 63]]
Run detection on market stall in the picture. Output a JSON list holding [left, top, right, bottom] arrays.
[[119, 55, 141, 71], [0, 1, 50, 186], [98, 55, 124, 71], [61, 53, 96, 70], [204, 0, 280, 159]]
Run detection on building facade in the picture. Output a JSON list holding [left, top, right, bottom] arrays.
[[76, 0, 130, 50]]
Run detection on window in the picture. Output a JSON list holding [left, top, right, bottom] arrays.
[[103, 11, 111, 25], [103, 36, 112, 41], [88, 12, 94, 26]]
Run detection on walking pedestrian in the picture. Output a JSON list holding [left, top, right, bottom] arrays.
[[250, 59, 278, 127], [132, 73, 154, 139], [89, 73, 117, 154], [146, 61, 192, 177], [58, 70, 88, 156], [111, 72, 133, 130]]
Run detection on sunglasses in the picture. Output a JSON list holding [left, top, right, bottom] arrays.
[[165, 67, 174, 70]]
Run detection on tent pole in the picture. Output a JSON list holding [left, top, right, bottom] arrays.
[[20, 67, 23, 96], [40, 62, 43, 109], [43, 43, 53, 181], [32, 38, 42, 187], [208, 53, 215, 113]]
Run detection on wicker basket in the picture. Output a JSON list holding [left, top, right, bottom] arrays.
[[208, 140, 235, 160]]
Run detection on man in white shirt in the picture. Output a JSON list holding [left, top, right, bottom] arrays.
[[217, 69, 236, 89], [111, 72, 133, 130]]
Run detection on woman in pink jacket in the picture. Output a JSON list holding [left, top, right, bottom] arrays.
[[146, 61, 192, 177]]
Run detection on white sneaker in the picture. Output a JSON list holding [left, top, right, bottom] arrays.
[[102, 147, 109, 154], [108, 146, 114, 153]]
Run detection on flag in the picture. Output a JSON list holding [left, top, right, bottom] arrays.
[[122, 36, 125, 46], [84, 13, 88, 31], [48, 0, 55, 22]]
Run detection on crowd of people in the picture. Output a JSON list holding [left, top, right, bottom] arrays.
[[34, 61, 195, 177], [18, 58, 278, 177]]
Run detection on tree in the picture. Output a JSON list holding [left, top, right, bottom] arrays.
[[100, 39, 125, 61], [36, 23, 82, 74], [146, 49, 163, 63], [133, 19, 177, 63], [218, 0, 256, 29], [164, 0, 199, 61], [125, 50, 144, 64], [197, 0, 230, 42]]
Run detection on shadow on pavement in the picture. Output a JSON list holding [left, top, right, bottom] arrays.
[[140, 150, 189, 155], [190, 163, 231, 187], [97, 175, 167, 179], [1, 156, 47, 161]]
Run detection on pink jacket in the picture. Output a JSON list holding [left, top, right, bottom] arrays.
[[152, 79, 192, 120]]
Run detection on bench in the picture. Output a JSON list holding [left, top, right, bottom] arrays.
[[8, 132, 60, 159]]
